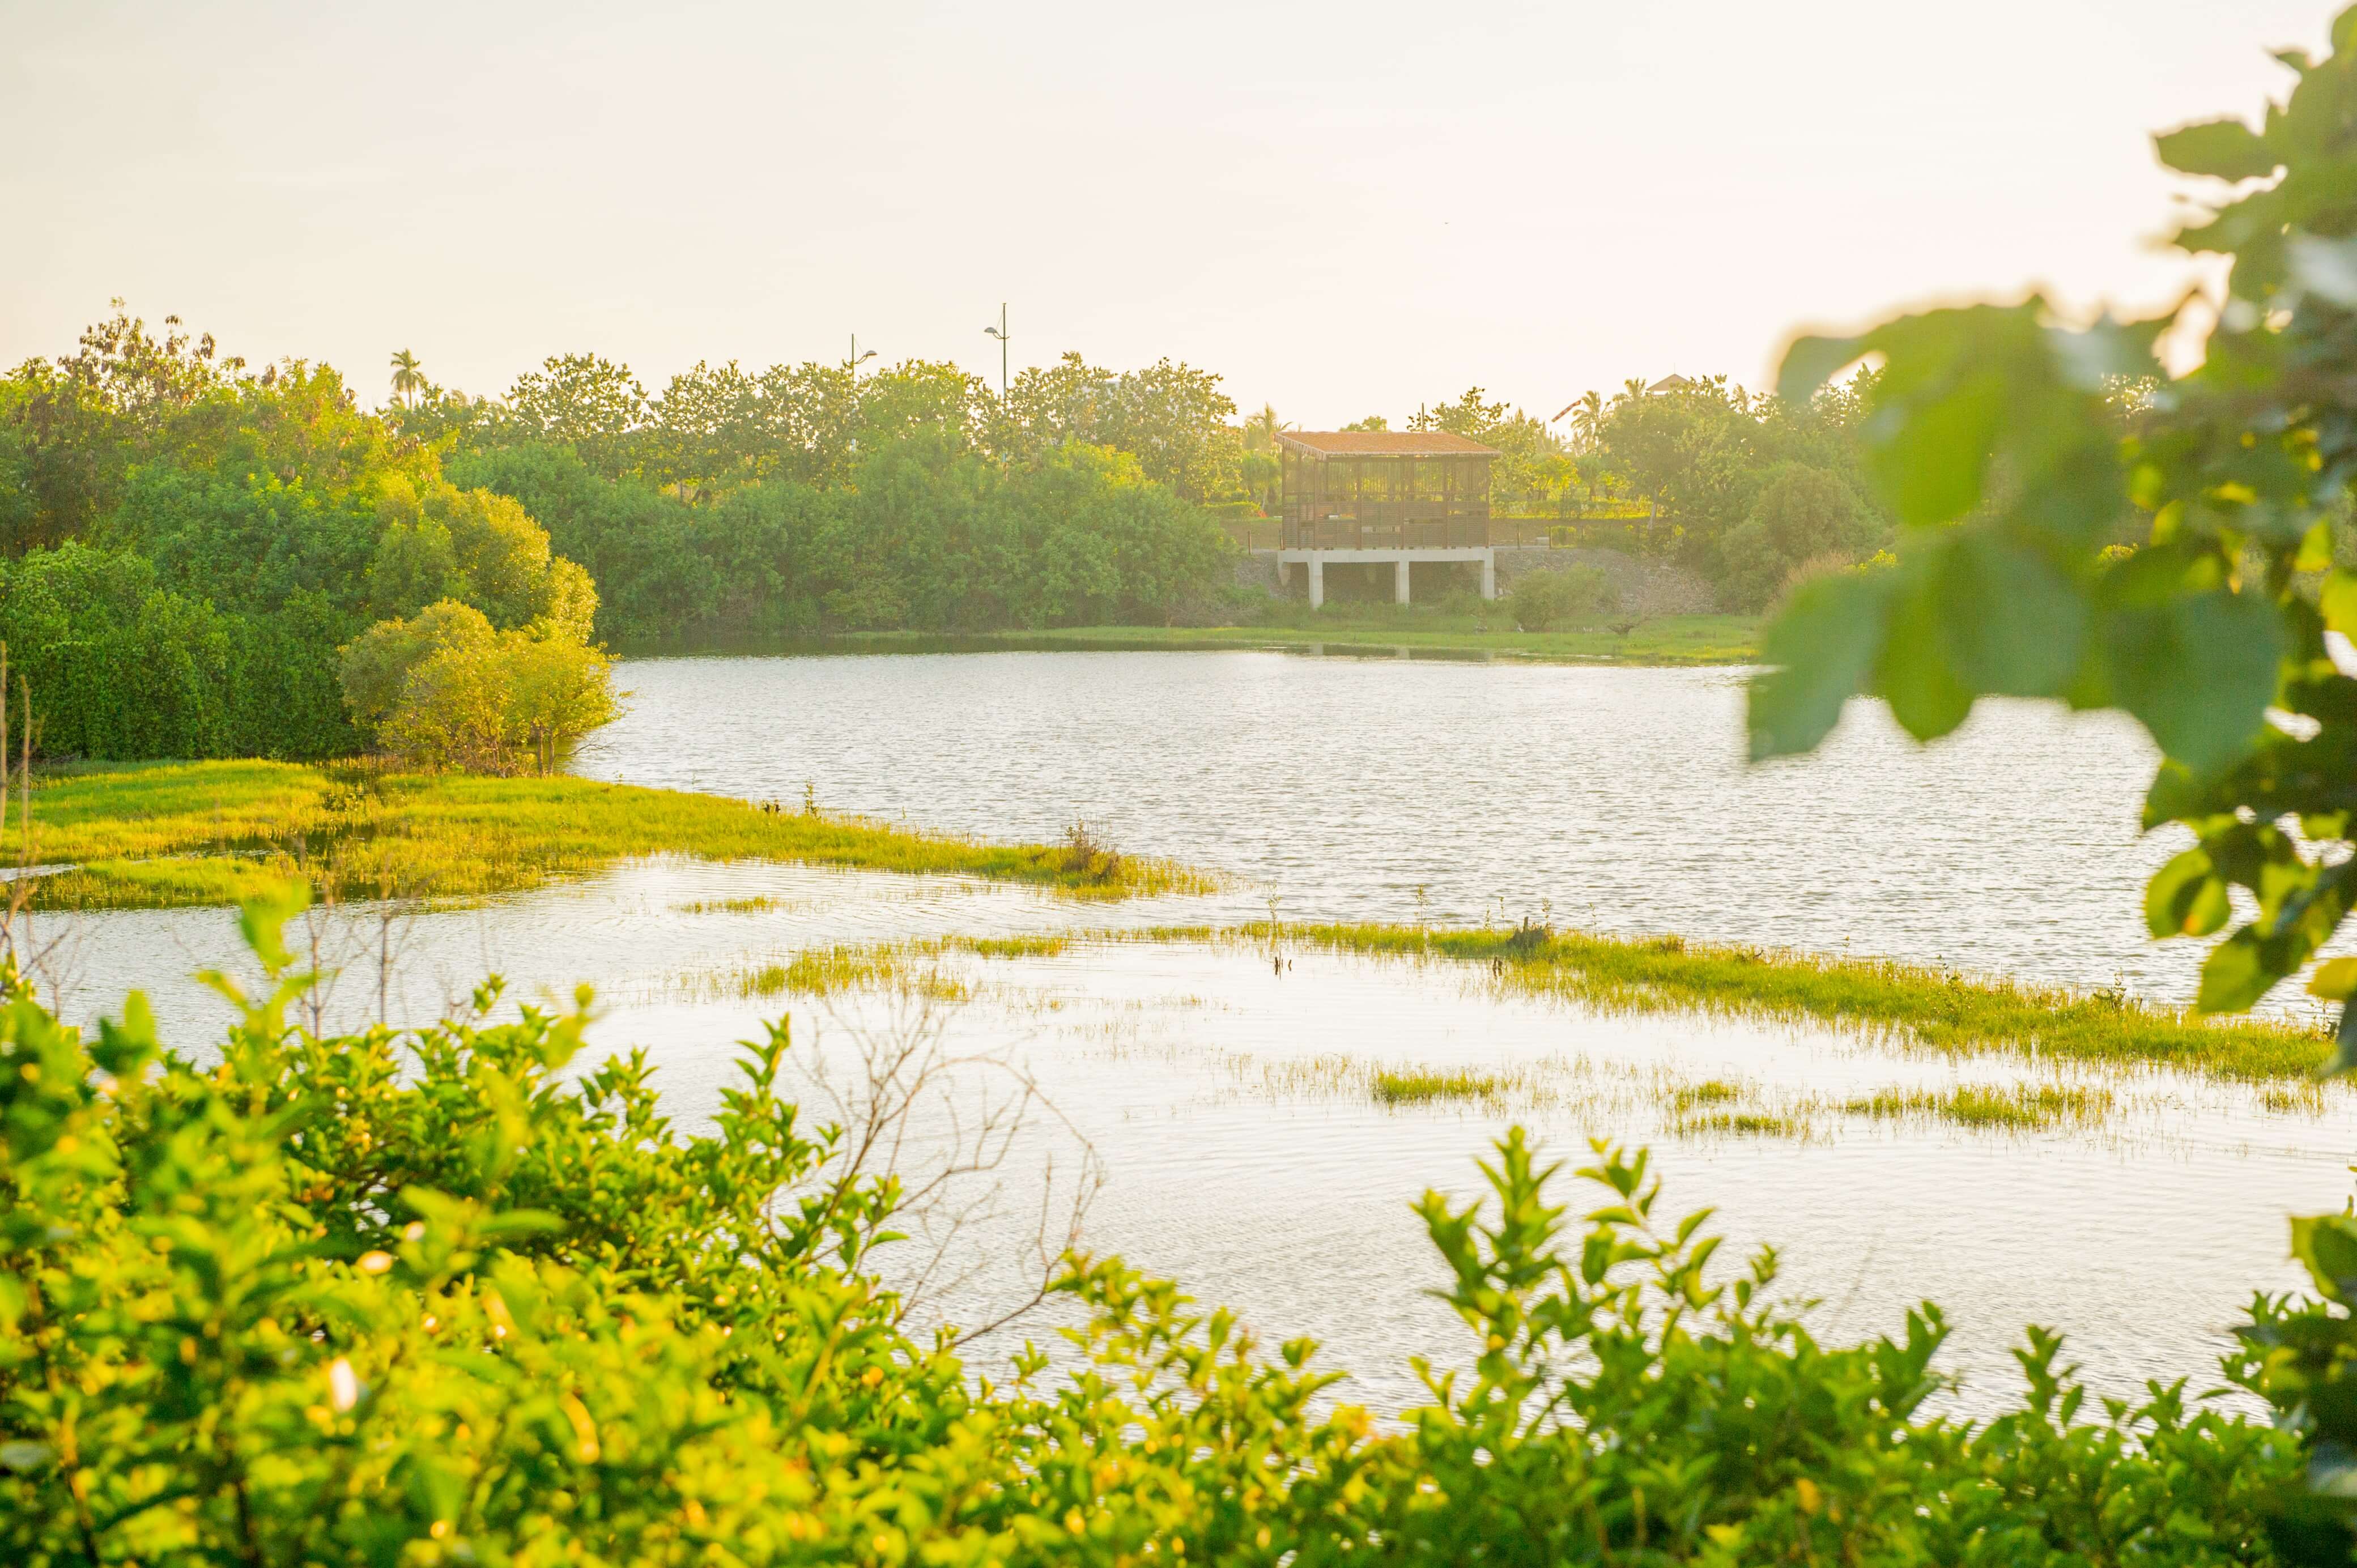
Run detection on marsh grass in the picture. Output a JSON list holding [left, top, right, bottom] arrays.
[[1371, 1066, 1504, 1105], [674, 894, 785, 915], [1840, 1083, 2115, 1132], [1210, 921, 2330, 1084], [1673, 1109, 1812, 1138], [24, 762, 1215, 910], [695, 947, 969, 1004]]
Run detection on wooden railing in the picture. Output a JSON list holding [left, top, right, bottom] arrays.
[[1282, 518, 1493, 551]]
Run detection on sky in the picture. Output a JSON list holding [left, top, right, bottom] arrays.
[[0, 1, 2336, 428]]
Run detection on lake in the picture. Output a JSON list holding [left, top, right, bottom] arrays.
[[578, 650, 2197, 1002], [36, 650, 2350, 1418]]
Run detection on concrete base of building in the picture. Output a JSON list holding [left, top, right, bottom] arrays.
[[1275, 547, 1496, 610]]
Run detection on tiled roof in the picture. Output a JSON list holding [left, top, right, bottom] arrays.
[[1275, 431, 1501, 458]]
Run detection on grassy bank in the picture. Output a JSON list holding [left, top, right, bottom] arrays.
[[1244, 922, 2327, 1083], [649, 613, 1758, 666], [17, 760, 1211, 910]]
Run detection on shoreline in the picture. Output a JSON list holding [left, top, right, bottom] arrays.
[[605, 615, 1760, 666]]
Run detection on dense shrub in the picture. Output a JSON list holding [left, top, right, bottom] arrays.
[[1505, 563, 1614, 630], [0, 544, 361, 761], [0, 894, 2313, 1564]]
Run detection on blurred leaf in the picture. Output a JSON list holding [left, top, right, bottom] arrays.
[[2153, 117, 2278, 181], [2196, 928, 2274, 1012], [1870, 370, 2006, 527], [1776, 334, 1867, 406], [238, 879, 314, 977], [1746, 569, 1894, 760], [1937, 531, 2091, 697], [2104, 590, 2282, 777], [2311, 956, 2357, 1000], [1876, 569, 1974, 741]]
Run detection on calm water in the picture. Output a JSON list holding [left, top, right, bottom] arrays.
[[35, 651, 2354, 1417], [578, 650, 2201, 1002]]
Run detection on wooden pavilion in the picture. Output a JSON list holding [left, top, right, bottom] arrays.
[[1273, 430, 1503, 607], [1275, 429, 1500, 551]]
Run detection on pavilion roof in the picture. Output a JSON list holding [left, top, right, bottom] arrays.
[[1275, 431, 1501, 458]]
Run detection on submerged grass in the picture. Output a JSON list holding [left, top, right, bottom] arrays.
[[22, 761, 1214, 910], [1371, 1067, 1504, 1105], [1223, 922, 2330, 1084], [697, 946, 968, 1003], [1839, 1083, 2115, 1132], [674, 895, 785, 915]]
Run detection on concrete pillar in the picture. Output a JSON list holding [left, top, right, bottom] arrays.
[[1395, 557, 1412, 605], [1479, 548, 1497, 601], [1308, 556, 1324, 610]]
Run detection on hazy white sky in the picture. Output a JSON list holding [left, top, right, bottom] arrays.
[[0, 1, 2333, 427]]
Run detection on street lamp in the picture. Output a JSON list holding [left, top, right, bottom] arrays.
[[847, 334, 878, 378], [982, 303, 1010, 397]]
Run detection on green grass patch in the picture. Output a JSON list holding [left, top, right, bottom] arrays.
[[20, 761, 1214, 911], [1673, 1109, 1809, 1138], [1840, 1083, 2114, 1131], [1371, 1066, 1503, 1105], [675, 894, 784, 915], [701, 947, 967, 1003], [1226, 922, 2328, 1083]]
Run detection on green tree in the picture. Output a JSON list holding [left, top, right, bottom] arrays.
[[504, 353, 649, 479]]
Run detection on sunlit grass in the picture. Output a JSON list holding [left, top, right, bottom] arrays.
[[1673, 1109, 1810, 1138], [1371, 1067, 1503, 1105], [1840, 1083, 2115, 1131], [674, 894, 784, 915], [693, 947, 968, 1003], [1218, 922, 2330, 1084], [21, 762, 1215, 910]]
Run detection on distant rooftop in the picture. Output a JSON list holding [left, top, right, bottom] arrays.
[[1276, 430, 1501, 458], [1648, 374, 1701, 394]]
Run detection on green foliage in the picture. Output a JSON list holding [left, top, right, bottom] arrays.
[[0, 545, 359, 761], [1505, 564, 1614, 631]]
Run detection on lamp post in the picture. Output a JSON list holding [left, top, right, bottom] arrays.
[[846, 334, 878, 380], [982, 303, 1010, 397]]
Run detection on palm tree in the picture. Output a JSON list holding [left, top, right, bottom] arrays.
[[1243, 402, 1287, 453], [389, 348, 424, 409]]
